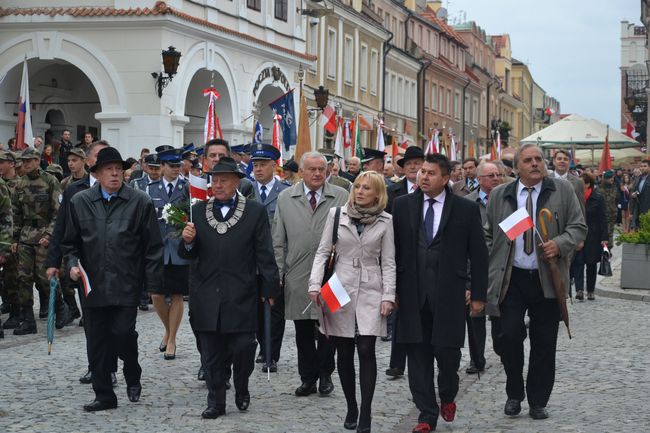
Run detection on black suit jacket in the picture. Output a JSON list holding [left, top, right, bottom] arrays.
[[386, 178, 409, 214], [392, 187, 488, 348], [179, 198, 279, 333]]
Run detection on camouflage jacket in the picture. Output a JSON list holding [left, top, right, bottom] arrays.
[[13, 169, 61, 245], [0, 178, 12, 255], [599, 183, 619, 221]]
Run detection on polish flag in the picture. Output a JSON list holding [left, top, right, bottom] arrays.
[[319, 105, 337, 134], [376, 118, 385, 152], [625, 122, 640, 139], [78, 261, 92, 298], [544, 107, 555, 117], [498, 208, 534, 241], [320, 273, 351, 313], [189, 173, 208, 201], [425, 129, 438, 154]]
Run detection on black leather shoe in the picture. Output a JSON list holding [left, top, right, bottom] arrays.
[[79, 369, 92, 384], [0, 303, 10, 314], [201, 407, 225, 419], [127, 384, 142, 402], [235, 392, 250, 411], [111, 372, 118, 387], [255, 353, 265, 363], [465, 364, 485, 374], [262, 360, 277, 373], [385, 367, 404, 378], [295, 382, 317, 396], [344, 408, 358, 430], [318, 376, 334, 395], [197, 366, 206, 381], [83, 400, 117, 412], [529, 406, 549, 420], [138, 303, 149, 311], [504, 399, 522, 416], [159, 340, 167, 352], [164, 351, 176, 360]]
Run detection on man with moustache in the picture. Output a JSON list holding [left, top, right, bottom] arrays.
[[202, 139, 255, 198]]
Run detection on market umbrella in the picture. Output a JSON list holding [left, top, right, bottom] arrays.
[[47, 277, 58, 354], [574, 147, 646, 166], [538, 208, 572, 339]]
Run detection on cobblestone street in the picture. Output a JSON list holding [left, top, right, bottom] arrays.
[[1, 275, 649, 432]]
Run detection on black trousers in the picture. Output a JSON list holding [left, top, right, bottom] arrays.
[[197, 330, 256, 410], [405, 306, 461, 427], [570, 250, 585, 292], [256, 284, 286, 362], [500, 268, 560, 407], [294, 319, 335, 384], [585, 263, 597, 293], [85, 306, 141, 403], [388, 310, 407, 371], [465, 307, 486, 369]]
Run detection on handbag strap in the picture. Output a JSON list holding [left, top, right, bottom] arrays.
[[332, 207, 341, 247]]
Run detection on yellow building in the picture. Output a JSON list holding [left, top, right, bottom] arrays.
[[512, 59, 533, 143], [491, 34, 522, 147]]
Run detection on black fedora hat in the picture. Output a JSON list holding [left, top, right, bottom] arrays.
[[207, 156, 245, 178], [90, 147, 130, 172], [397, 146, 425, 167]]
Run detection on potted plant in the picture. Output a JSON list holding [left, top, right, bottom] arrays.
[[617, 211, 650, 290]]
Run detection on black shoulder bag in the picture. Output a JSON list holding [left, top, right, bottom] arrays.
[[321, 207, 341, 286]]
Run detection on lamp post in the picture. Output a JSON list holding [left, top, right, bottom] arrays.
[[151, 46, 181, 98], [314, 85, 329, 110]]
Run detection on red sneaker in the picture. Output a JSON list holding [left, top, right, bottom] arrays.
[[441, 402, 456, 422], [412, 422, 433, 432]]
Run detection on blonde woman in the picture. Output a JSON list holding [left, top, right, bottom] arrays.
[[309, 171, 396, 433]]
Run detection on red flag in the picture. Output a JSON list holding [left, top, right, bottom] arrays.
[[203, 87, 223, 143], [319, 105, 337, 134], [625, 122, 639, 139], [189, 173, 208, 201], [599, 126, 612, 172], [391, 135, 398, 159]]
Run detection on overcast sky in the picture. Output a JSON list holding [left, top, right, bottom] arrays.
[[444, 0, 640, 131]]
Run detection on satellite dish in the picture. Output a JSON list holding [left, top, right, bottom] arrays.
[[437, 7, 448, 20]]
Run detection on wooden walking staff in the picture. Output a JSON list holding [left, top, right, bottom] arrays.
[[538, 208, 572, 339]]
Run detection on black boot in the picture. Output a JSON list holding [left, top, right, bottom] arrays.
[[14, 307, 37, 335], [3, 305, 21, 329], [55, 298, 73, 329], [38, 291, 48, 319], [63, 294, 81, 320]]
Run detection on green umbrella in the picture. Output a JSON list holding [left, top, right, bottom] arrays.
[[47, 277, 58, 355]]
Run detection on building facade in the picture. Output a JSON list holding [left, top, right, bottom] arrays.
[[620, 19, 647, 141]]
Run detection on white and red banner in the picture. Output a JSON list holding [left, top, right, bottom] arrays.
[[376, 118, 385, 152], [625, 121, 640, 139], [78, 261, 92, 298], [425, 129, 438, 154], [449, 131, 457, 161], [272, 112, 284, 164], [498, 208, 534, 241], [319, 105, 337, 134], [203, 87, 223, 144], [321, 273, 351, 313], [16, 58, 33, 150], [334, 118, 346, 172], [189, 173, 208, 201]]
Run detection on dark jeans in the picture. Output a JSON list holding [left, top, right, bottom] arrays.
[[294, 319, 335, 384], [405, 306, 461, 427], [465, 308, 486, 369], [197, 330, 256, 409], [85, 306, 141, 403], [500, 268, 560, 407]]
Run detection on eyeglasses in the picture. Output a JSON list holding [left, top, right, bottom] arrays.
[[479, 173, 500, 179]]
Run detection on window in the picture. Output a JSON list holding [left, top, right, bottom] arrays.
[[360, 44, 368, 91], [307, 22, 319, 58], [384, 72, 390, 109], [327, 28, 336, 79], [370, 49, 378, 95], [446, 89, 451, 115], [424, 79, 429, 109], [274, 0, 287, 21], [432, 33, 438, 56], [411, 82, 417, 117], [464, 94, 470, 123], [432, 84, 437, 111], [247, 0, 261, 11], [344, 35, 353, 85], [473, 97, 479, 126], [398, 77, 403, 113], [425, 30, 430, 53], [439, 86, 445, 115], [454, 91, 460, 120], [391, 74, 397, 111]]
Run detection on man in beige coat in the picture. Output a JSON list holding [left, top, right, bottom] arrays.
[[273, 152, 348, 396], [485, 144, 586, 420]]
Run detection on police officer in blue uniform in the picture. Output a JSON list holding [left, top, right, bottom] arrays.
[[130, 153, 162, 194]]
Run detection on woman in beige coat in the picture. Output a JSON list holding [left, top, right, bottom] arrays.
[[309, 171, 396, 433]]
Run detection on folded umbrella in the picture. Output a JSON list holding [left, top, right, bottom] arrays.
[[47, 277, 58, 354]]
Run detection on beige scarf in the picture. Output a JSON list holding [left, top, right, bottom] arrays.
[[346, 201, 384, 225]]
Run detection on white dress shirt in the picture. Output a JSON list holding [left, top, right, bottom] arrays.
[[513, 180, 542, 270], [218, 193, 238, 218], [257, 178, 276, 197], [553, 170, 568, 181], [422, 189, 446, 239], [89, 174, 97, 187], [303, 184, 323, 204], [407, 180, 417, 193], [163, 177, 178, 195]]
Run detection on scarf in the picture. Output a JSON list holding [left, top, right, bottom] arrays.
[[346, 201, 384, 225], [584, 187, 592, 203]]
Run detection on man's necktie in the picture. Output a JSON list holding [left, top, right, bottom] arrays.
[[309, 191, 317, 211], [214, 198, 236, 209], [424, 198, 435, 243], [167, 183, 174, 198], [411, 184, 418, 193], [468, 179, 477, 192], [260, 185, 267, 202], [524, 187, 534, 255]]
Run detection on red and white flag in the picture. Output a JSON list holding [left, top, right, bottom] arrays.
[[78, 261, 92, 298], [449, 131, 457, 161], [343, 121, 352, 149], [320, 273, 351, 313], [189, 173, 208, 201], [16, 58, 33, 150], [544, 107, 555, 117], [425, 129, 438, 154], [319, 105, 337, 134], [625, 121, 640, 139], [376, 118, 385, 152], [334, 119, 346, 171], [203, 87, 223, 144], [498, 208, 534, 241], [272, 112, 283, 164]]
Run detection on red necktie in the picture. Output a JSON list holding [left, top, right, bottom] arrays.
[[309, 191, 317, 211]]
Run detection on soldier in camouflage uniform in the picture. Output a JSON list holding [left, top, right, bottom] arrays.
[[599, 170, 620, 246], [0, 151, 21, 329], [0, 176, 13, 337], [11, 148, 69, 335]]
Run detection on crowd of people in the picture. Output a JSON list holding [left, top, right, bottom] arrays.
[[0, 131, 649, 433]]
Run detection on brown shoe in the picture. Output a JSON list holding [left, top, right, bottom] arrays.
[[587, 292, 595, 301], [575, 291, 584, 301]]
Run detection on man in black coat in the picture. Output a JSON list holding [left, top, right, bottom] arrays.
[[180, 157, 279, 419], [392, 153, 488, 433], [61, 147, 163, 412]]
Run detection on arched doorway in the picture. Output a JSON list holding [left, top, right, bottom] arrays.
[[0, 59, 101, 146], [183, 69, 233, 146], [255, 84, 285, 145]]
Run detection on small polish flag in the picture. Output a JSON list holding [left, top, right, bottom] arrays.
[[319, 105, 337, 134], [189, 173, 208, 201], [498, 208, 534, 241], [78, 261, 92, 298], [320, 273, 351, 313]]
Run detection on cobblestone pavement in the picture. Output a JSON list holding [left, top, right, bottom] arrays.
[[1, 285, 649, 432]]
